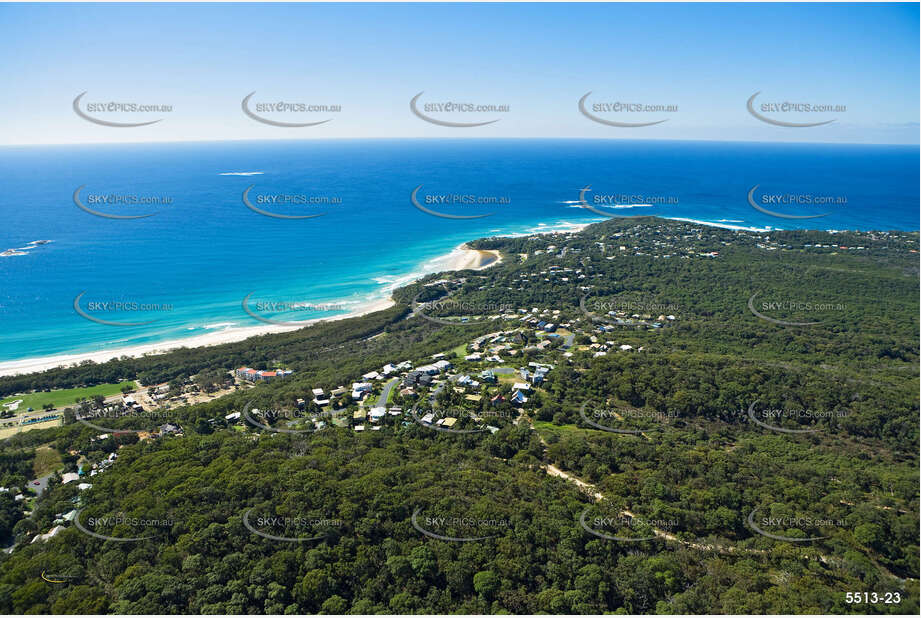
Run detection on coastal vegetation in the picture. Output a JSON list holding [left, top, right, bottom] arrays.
[[0, 218, 917, 614]]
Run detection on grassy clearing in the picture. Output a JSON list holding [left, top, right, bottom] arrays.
[[1, 381, 137, 411], [32, 446, 63, 477]]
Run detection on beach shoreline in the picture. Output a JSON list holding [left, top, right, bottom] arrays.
[[0, 243, 506, 378]]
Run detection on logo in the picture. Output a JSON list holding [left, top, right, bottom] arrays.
[[72, 92, 167, 128], [578, 92, 672, 127], [242, 507, 336, 542], [746, 92, 839, 128], [747, 185, 834, 220], [73, 185, 159, 220], [578, 507, 658, 542], [241, 401, 324, 435], [410, 507, 505, 542], [409, 92, 505, 127], [73, 508, 168, 542], [578, 400, 670, 434], [409, 406, 489, 434], [241, 92, 336, 127], [241, 185, 328, 219], [73, 291, 168, 327], [746, 504, 830, 542], [747, 292, 831, 327]]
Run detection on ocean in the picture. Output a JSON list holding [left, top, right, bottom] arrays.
[[0, 138, 917, 365]]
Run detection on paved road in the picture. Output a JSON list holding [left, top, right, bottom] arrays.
[[377, 378, 399, 407], [29, 471, 55, 497]]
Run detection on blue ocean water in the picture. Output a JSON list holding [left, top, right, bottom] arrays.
[[0, 139, 917, 364]]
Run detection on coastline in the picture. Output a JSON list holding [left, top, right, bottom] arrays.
[[0, 217, 736, 378], [0, 244, 504, 378]]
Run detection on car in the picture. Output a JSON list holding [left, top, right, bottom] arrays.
[[32, 480, 40, 485]]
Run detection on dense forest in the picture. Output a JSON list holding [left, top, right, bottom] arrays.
[[1, 218, 917, 614]]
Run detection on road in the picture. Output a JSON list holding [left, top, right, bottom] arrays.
[[30, 470, 59, 496], [377, 378, 399, 407]]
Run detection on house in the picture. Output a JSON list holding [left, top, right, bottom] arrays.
[[512, 382, 531, 392], [225, 412, 241, 421], [479, 370, 497, 383], [351, 382, 373, 400], [440, 417, 458, 428], [464, 353, 482, 362], [433, 360, 453, 372], [404, 371, 433, 387], [362, 371, 382, 381], [311, 388, 325, 398], [235, 367, 293, 382], [353, 410, 367, 421], [490, 394, 506, 406], [61, 472, 80, 484], [420, 412, 435, 424], [31, 525, 64, 544], [619, 344, 634, 351], [77, 483, 93, 491], [388, 406, 403, 416], [354, 425, 365, 432], [369, 407, 387, 422], [160, 423, 182, 435], [399, 387, 417, 398], [511, 390, 529, 405]]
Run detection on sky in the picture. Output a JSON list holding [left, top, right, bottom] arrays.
[[0, 2, 917, 145]]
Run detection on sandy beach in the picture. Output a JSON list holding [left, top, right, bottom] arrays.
[[0, 245, 504, 377]]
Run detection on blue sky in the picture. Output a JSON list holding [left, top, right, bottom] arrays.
[[0, 2, 917, 145]]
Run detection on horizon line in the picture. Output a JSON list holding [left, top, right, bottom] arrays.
[[1, 136, 918, 148]]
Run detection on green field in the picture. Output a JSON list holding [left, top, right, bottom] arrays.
[[0, 381, 137, 412]]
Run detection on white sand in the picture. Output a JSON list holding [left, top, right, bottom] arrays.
[[0, 246, 503, 377]]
